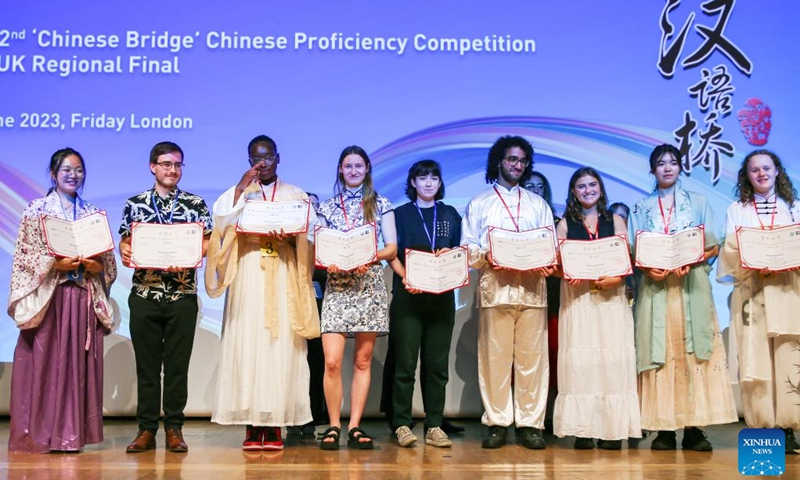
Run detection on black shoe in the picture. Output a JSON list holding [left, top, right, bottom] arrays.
[[573, 437, 595, 450], [441, 418, 465, 434], [651, 430, 677, 450], [681, 427, 712, 452], [301, 422, 316, 438], [627, 430, 648, 449], [597, 439, 622, 450], [520, 428, 547, 450], [784, 429, 799, 455], [482, 426, 508, 449]]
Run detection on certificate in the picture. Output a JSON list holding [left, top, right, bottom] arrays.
[[487, 226, 557, 271], [130, 222, 204, 269], [41, 211, 115, 258], [315, 223, 378, 272], [405, 247, 470, 294], [737, 224, 800, 271], [634, 226, 705, 270], [559, 235, 632, 280], [236, 199, 310, 235]]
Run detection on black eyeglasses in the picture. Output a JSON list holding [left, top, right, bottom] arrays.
[[248, 153, 279, 165], [155, 161, 185, 170], [503, 156, 530, 167]]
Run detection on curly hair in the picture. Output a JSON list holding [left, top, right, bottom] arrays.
[[405, 159, 445, 202], [334, 145, 379, 223], [564, 167, 611, 222], [735, 149, 797, 206], [485, 135, 534, 185]]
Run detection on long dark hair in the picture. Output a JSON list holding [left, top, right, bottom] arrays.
[[735, 149, 796, 207], [47, 147, 86, 195], [564, 167, 611, 221], [334, 145, 378, 223], [525, 170, 556, 215]]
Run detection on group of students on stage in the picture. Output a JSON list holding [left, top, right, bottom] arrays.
[[6, 134, 800, 456]]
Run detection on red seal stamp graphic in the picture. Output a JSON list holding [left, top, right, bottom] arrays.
[[738, 98, 771, 146]]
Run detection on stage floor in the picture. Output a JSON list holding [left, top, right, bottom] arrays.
[[1, 419, 797, 479]]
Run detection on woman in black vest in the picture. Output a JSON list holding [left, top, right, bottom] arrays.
[[552, 167, 641, 450], [387, 160, 462, 448]]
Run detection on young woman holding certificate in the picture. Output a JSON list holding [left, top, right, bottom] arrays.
[[553, 167, 640, 450], [7, 148, 117, 452], [385, 160, 462, 448], [316, 146, 397, 450], [628, 144, 737, 451], [717, 150, 800, 454]]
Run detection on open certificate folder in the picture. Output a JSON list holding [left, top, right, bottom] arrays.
[[42, 211, 115, 258], [236, 199, 310, 235], [634, 226, 705, 270], [314, 223, 378, 272], [559, 235, 632, 280], [487, 226, 557, 271], [737, 224, 800, 271], [130, 222, 204, 269], [404, 247, 470, 294]]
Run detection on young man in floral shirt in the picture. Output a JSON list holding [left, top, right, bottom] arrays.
[[119, 141, 213, 453]]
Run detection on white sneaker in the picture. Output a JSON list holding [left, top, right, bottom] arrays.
[[395, 426, 417, 447], [426, 427, 453, 447]]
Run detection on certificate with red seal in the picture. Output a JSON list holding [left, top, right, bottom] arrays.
[[560, 235, 632, 280], [488, 226, 557, 271], [404, 246, 469, 294], [236, 199, 310, 235], [130, 222, 204, 269], [634, 226, 705, 270], [737, 224, 800, 271]]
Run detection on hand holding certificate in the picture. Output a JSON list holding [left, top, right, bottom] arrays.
[[315, 223, 378, 272], [559, 235, 632, 280], [405, 247, 470, 294], [42, 211, 115, 258], [737, 224, 800, 271], [130, 222, 204, 269], [488, 226, 557, 271], [634, 226, 705, 270], [237, 199, 310, 235]]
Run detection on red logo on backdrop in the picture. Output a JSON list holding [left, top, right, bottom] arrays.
[[737, 97, 771, 146]]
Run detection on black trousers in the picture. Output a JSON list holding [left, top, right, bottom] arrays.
[[384, 289, 455, 430], [306, 297, 329, 425], [128, 293, 198, 432]]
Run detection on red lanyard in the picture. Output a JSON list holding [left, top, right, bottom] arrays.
[[753, 198, 777, 230], [260, 180, 278, 202], [658, 196, 674, 234], [339, 194, 363, 231], [493, 186, 521, 232], [582, 218, 598, 239]]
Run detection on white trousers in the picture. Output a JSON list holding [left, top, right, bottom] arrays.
[[741, 335, 800, 430], [478, 305, 549, 428]]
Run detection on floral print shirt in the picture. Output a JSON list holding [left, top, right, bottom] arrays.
[[119, 186, 212, 302]]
